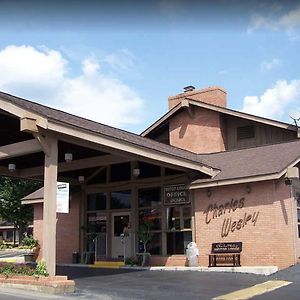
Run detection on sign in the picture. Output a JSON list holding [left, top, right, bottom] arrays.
[[164, 184, 190, 205], [56, 182, 69, 213], [211, 242, 242, 254]]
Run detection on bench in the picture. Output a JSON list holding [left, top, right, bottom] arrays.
[[208, 242, 242, 267]]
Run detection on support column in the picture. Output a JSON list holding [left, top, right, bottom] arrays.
[[42, 136, 58, 276]]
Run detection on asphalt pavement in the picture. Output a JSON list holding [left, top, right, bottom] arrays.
[[0, 264, 300, 299]]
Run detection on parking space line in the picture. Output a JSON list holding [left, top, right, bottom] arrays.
[[212, 280, 291, 300]]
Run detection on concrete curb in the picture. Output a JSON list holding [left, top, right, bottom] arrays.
[[121, 266, 278, 276]]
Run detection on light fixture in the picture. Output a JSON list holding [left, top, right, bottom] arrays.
[[8, 163, 16, 172], [64, 153, 73, 163], [246, 185, 251, 194], [132, 168, 140, 178], [78, 176, 85, 183], [206, 189, 212, 197]]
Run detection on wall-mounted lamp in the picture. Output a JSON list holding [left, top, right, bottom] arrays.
[[246, 185, 251, 194], [8, 163, 16, 172], [132, 168, 140, 178], [206, 189, 212, 197], [78, 176, 85, 183], [65, 153, 73, 163]]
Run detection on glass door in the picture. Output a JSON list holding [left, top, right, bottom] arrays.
[[111, 212, 132, 258]]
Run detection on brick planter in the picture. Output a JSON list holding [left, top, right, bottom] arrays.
[[0, 275, 75, 294]]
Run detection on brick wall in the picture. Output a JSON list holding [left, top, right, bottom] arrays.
[[193, 179, 298, 270], [33, 192, 81, 263], [168, 86, 227, 110], [169, 107, 226, 153]]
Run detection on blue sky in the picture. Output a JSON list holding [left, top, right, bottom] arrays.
[[0, 0, 299, 133]]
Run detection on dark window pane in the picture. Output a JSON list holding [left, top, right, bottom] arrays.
[[138, 162, 160, 179], [88, 169, 107, 185], [148, 233, 162, 255], [298, 209, 300, 223], [87, 193, 106, 211], [139, 208, 161, 230], [183, 206, 192, 229], [110, 163, 131, 182], [167, 231, 192, 255], [167, 206, 181, 230], [138, 188, 161, 207], [111, 190, 131, 209], [87, 213, 107, 233], [113, 215, 129, 237]]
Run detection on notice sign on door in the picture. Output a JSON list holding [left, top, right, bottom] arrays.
[[56, 182, 69, 213], [164, 184, 190, 205]]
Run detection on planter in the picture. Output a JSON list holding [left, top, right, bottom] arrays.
[[0, 275, 75, 294], [24, 253, 35, 262]]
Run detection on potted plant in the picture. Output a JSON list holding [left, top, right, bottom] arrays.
[[137, 221, 153, 267], [18, 234, 39, 262]]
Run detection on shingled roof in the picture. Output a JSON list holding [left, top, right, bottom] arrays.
[[0, 91, 215, 172], [191, 139, 300, 188]]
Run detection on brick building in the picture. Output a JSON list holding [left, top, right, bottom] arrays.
[[1, 86, 300, 275]]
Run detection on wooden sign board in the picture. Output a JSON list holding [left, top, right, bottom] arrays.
[[212, 242, 242, 254], [164, 184, 190, 205]]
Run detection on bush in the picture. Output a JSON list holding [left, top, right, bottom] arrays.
[[0, 263, 35, 277], [0, 261, 49, 277], [34, 260, 48, 277], [125, 256, 138, 266], [19, 234, 39, 249]]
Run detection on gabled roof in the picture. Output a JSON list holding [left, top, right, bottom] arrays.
[[0, 91, 217, 176], [141, 98, 298, 136], [191, 139, 300, 188]]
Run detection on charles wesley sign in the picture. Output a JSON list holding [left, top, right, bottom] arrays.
[[164, 184, 190, 205]]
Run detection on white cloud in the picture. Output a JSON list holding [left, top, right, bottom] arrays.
[[242, 80, 300, 120], [248, 5, 300, 36], [260, 58, 281, 71], [0, 45, 144, 128]]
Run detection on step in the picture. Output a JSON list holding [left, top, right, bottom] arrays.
[[93, 261, 125, 268]]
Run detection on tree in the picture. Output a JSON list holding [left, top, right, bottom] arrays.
[[137, 221, 153, 266], [0, 176, 42, 245]]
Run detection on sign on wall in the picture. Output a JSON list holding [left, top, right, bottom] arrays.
[[56, 182, 69, 213], [164, 184, 190, 205]]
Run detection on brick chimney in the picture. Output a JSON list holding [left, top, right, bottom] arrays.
[[168, 86, 227, 110], [168, 86, 227, 154]]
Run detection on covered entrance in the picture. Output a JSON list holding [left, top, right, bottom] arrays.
[[0, 91, 216, 274]]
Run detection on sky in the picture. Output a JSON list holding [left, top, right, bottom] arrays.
[[0, 0, 300, 133]]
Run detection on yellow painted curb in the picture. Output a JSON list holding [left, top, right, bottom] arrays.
[[89, 264, 121, 269], [213, 280, 292, 300]]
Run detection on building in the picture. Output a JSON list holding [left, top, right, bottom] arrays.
[[0, 86, 300, 275]]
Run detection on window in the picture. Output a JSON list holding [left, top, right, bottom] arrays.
[[296, 190, 300, 238], [110, 163, 131, 182], [111, 190, 131, 209], [87, 193, 107, 211], [166, 205, 192, 254], [138, 187, 162, 254], [237, 125, 255, 140]]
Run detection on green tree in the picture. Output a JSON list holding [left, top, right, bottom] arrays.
[[0, 176, 42, 245]]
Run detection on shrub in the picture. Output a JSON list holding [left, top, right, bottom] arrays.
[[19, 234, 39, 249], [34, 260, 48, 277], [0, 263, 35, 277]]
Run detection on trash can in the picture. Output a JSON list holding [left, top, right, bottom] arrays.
[[72, 252, 80, 264], [186, 242, 199, 267]]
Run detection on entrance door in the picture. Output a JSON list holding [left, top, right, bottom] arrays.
[[111, 212, 132, 258]]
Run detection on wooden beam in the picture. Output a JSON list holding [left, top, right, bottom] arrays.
[[42, 136, 58, 276], [33, 133, 51, 157], [86, 166, 106, 183], [19, 155, 133, 177], [20, 117, 39, 133], [0, 139, 41, 160]]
